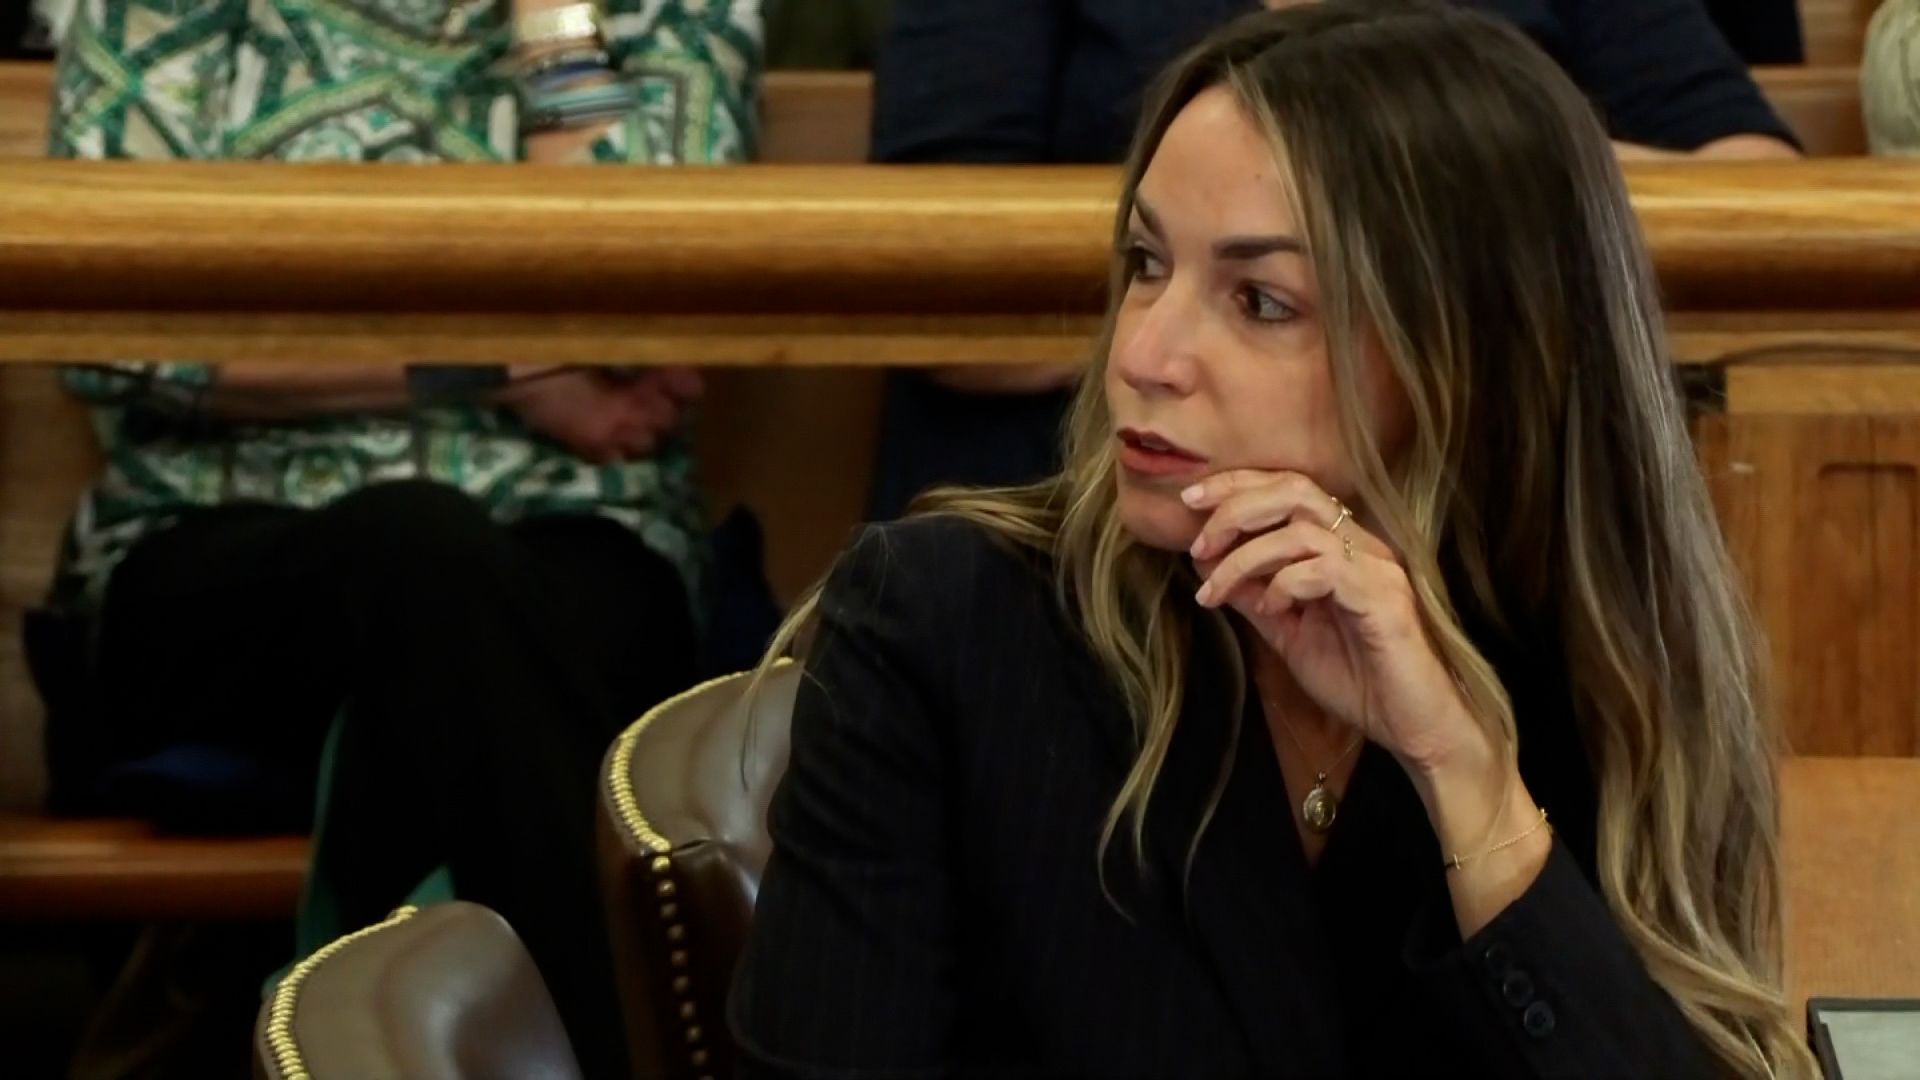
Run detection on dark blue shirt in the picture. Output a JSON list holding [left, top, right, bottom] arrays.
[[872, 0, 1796, 164]]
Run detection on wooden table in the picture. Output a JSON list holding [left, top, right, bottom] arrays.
[[1783, 756, 1920, 1014]]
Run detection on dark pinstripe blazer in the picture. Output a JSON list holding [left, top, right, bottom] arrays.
[[730, 517, 1713, 1078]]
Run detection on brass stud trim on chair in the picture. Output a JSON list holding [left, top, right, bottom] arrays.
[[606, 660, 794, 858], [264, 906, 421, 1080], [605, 659, 795, 1080]]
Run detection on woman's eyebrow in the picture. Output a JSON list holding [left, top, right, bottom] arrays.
[[1214, 235, 1303, 261], [1133, 195, 1301, 259]]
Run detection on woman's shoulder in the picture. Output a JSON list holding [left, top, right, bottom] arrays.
[[824, 514, 1054, 617], [806, 515, 1084, 731]]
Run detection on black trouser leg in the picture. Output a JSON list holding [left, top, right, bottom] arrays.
[[96, 481, 698, 1076]]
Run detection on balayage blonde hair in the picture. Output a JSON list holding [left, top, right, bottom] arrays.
[[763, 2, 1808, 1074]]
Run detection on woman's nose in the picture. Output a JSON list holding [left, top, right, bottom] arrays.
[[1112, 291, 1200, 398]]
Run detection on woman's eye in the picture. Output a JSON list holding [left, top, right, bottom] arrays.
[[1123, 244, 1167, 282], [1237, 285, 1297, 324]]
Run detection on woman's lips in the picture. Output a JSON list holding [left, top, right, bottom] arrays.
[[1116, 428, 1209, 479]]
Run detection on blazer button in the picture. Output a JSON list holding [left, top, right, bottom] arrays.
[[1501, 969, 1535, 1007], [1522, 1000, 1556, 1039], [1482, 942, 1513, 977]]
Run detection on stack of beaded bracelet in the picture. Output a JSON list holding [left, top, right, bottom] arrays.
[[510, 2, 635, 135], [520, 69, 636, 134]]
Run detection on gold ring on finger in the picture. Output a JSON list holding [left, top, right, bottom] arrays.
[[1329, 502, 1352, 533]]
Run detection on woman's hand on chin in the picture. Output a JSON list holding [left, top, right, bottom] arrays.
[[1182, 468, 1495, 780]]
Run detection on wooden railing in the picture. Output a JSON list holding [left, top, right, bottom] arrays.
[[1, 159, 1917, 367]]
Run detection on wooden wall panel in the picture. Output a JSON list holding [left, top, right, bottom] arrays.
[[1700, 409, 1920, 755], [0, 62, 48, 160], [1800, 0, 1883, 64], [0, 368, 100, 811], [1753, 65, 1868, 156], [693, 367, 884, 604]]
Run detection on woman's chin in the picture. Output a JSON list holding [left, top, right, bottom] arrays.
[[1116, 490, 1201, 554]]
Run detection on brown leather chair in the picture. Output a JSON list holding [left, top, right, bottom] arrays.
[[597, 660, 800, 1080], [254, 901, 582, 1080]]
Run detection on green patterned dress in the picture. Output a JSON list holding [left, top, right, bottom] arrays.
[[44, 0, 761, 612]]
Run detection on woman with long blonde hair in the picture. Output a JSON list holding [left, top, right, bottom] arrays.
[[731, 2, 1810, 1075]]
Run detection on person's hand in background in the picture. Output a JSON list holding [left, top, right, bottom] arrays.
[[501, 367, 704, 463]]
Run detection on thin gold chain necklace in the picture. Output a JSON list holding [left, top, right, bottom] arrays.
[[1265, 696, 1364, 834]]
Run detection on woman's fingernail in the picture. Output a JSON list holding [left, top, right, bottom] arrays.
[[1194, 581, 1213, 605], [1189, 535, 1207, 558], [1181, 485, 1205, 506]]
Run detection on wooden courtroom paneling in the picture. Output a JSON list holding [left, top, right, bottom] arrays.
[[1800, 0, 1884, 64], [694, 367, 883, 602], [757, 70, 873, 165], [0, 62, 49, 159], [0, 369, 97, 811], [1727, 361, 1920, 414], [1781, 756, 1920, 1013], [1698, 406, 1920, 756], [1753, 65, 1868, 156]]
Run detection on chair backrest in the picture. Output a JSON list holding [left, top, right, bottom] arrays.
[[254, 901, 581, 1080], [597, 661, 800, 1080]]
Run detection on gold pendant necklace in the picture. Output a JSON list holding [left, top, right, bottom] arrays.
[[1266, 697, 1365, 834], [1300, 771, 1343, 832]]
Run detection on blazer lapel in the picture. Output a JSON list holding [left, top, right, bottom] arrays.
[[1139, 634, 1349, 1077]]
